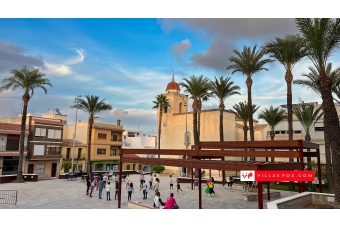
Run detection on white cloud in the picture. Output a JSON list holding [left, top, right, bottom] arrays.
[[42, 62, 72, 76], [112, 108, 129, 119], [171, 39, 192, 56], [73, 74, 93, 82], [65, 49, 85, 65]]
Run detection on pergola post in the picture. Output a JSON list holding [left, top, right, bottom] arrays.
[[198, 167, 202, 209], [257, 165, 263, 209], [191, 168, 193, 190], [222, 157, 225, 186], [118, 153, 123, 208], [267, 182, 270, 201], [317, 149, 322, 193]]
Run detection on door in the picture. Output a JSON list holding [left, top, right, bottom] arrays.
[[28, 164, 34, 174], [51, 163, 57, 177]]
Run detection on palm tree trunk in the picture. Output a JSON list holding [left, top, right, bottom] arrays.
[[14, 92, 30, 183], [246, 77, 255, 161], [158, 109, 162, 158], [219, 103, 224, 142], [87, 116, 94, 174], [197, 99, 202, 140], [193, 100, 199, 146], [323, 119, 334, 193], [318, 73, 340, 208], [243, 125, 248, 161], [270, 131, 275, 162], [305, 134, 312, 191]]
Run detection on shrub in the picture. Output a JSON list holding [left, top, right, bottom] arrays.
[[61, 161, 71, 170], [152, 165, 165, 173]]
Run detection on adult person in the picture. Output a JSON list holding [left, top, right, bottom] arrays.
[[125, 175, 130, 189], [103, 173, 108, 188], [127, 181, 134, 201], [154, 178, 160, 196], [154, 192, 166, 209], [139, 173, 144, 189], [114, 181, 119, 200], [86, 177, 91, 195], [165, 193, 179, 209], [149, 174, 153, 189], [141, 180, 148, 199], [98, 177, 104, 199]]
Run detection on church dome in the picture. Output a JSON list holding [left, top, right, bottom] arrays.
[[165, 71, 180, 92]]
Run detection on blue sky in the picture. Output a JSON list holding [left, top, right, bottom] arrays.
[[0, 17, 338, 135]]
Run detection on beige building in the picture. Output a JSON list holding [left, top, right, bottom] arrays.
[[60, 139, 87, 173]]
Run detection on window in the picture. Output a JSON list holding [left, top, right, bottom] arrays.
[[33, 145, 45, 155], [111, 134, 118, 141], [78, 148, 82, 158], [66, 148, 71, 159], [6, 139, 19, 150], [35, 128, 46, 137], [315, 127, 324, 131], [110, 149, 117, 156], [97, 148, 106, 154], [98, 133, 107, 139], [36, 164, 45, 174], [47, 129, 62, 139], [46, 146, 60, 155]]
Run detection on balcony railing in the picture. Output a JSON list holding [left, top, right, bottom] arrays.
[[0, 145, 27, 151], [111, 138, 122, 142]]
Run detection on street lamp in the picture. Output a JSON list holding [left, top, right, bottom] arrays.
[[71, 95, 82, 173]]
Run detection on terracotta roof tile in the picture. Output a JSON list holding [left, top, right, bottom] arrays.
[[166, 81, 180, 91], [33, 118, 63, 126], [0, 123, 23, 131], [62, 139, 86, 147]]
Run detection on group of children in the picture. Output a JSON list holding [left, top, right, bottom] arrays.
[[86, 174, 120, 200]]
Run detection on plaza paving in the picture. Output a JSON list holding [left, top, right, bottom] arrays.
[[0, 174, 298, 209]]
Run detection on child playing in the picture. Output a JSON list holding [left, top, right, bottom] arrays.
[[106, 181, 111, 201]]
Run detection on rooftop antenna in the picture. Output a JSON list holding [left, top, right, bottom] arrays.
[[172, 69, 175, 82]]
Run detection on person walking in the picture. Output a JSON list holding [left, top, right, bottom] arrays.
[[94, 177, 98, 191], [141, 180, 148, 199], [125, 175, 130, 189], [98, 177, 104, 199], [176, 178, 183, 194], [154, 178, 160, 196], [139, 173, 144, 189], [169, 175, 174, 191], [86, 177, 91, 195], [149, 174, 153, 189], [127, 182, 134, 201], [165, 193, 179, 209], [89, 179, 94, 197], [106, 181, 111, 201], [114, 181, 119, 200], [103, 173, 108, 188]]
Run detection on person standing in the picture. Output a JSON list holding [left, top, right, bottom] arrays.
[[86, 178, 91, 195], [141, 180, 148, 199], [154, 178, 160, 196], [103, 174, 108, 188], [94, 177, 98, 191], [139, 173, 144, 189], [98, 177, 104, 199], [127, 182, 134, 201], [176, 178, 183, 194], [149, 174, 153, 189], [165, 193, 178, 209], [106, 181, 111, 201], [125, 175, 130, 189], [89, 179, 94, 197], [114, 181, 119, 200], [169, 175, 174, 191]]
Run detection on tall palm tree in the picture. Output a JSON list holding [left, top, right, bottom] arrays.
[[208, 76, 241, 141], [293, 104, 323, 190], [72, 95, 112, 174], [179, 75, 210, 145], [295, 18, 340, 207], [227, 45, 274, 143], [293, 64, 339, 194], [229, 101, 260, 161], [152, 94, 170, 157], [262, 34, 306, 146], [258, 105, 287, 141], [0, 65, 52, 183]]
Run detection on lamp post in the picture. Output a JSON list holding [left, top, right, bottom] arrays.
[[71, 95, 82, 173]]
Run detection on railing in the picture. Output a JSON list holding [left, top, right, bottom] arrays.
[[46, 151, 61, 156], [0, 190, 18, 205], [0, 145, 5, 151]]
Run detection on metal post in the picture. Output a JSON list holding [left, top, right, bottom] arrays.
[[267, 182, 270, 200], [198, 167, 202, 209], [118, 153, 123, 208], [257, 165, 263, 209], [71, 95, 81, 173], [222, 157, 225, 186]]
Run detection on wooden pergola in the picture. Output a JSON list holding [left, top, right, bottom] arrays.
[[117, 140, 321, 209]]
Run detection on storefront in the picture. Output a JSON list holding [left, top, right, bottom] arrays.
[[93, 160, 119, 172]]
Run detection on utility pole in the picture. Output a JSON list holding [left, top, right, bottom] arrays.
[[71, 95, 81, 173]]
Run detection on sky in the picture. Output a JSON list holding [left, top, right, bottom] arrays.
[[0, 2, 339, 136]]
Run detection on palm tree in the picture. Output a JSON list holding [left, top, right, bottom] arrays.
[[295, 18, 340, 207], [262, 34, 306, 145], [152, 94, 170, 157], [179, 75, 210, 145], [229, 101, 260, 161], [0, 65, 52, 183], [227, 45, 274, 143], [208, 76, 241, 141], [72, 95, 112, 174], [293, 104, 323, 190], [258, 105, 287, 141], [293, 64, 339, 194]]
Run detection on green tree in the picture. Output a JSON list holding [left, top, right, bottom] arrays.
[[258, 105, 287, 141], [152, 94, 171, 157], [72, 95, 112, 174], [61, 161, 72, 171], [0, 65, 52, 183], [227, 45, 273, 145], [293, 103, 324, 190], [208, 76, 241, 141], [229, 101, 260, 161], [263, 35, 306, 144], [179, 75, 210, 145], [295, 18, 340, 201], [152, 165, 165, 173]]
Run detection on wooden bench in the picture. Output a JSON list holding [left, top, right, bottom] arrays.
[[242, 191, 281, 201], [128, 201, 154, 209]]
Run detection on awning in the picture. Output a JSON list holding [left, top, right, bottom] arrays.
[[94, 161, 119, 165]]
